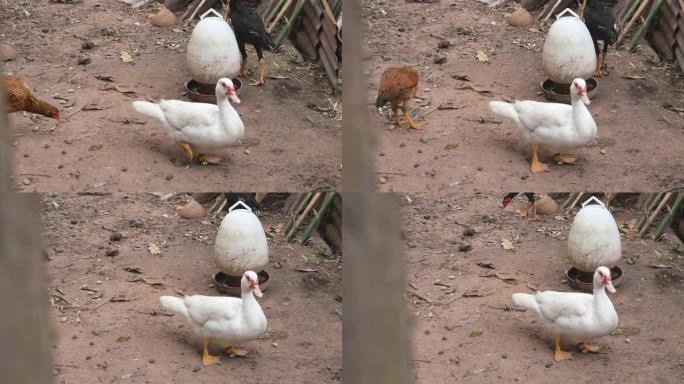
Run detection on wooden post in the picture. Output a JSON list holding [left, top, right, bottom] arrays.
[[342, 1, 410, 383]]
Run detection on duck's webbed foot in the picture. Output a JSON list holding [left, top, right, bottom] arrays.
[[554, 336, 573, 362], [577, 342, 602, 353], [197, 153, 222, 165], [225, 346, 250, 357]]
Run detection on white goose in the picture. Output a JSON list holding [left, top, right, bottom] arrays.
[[489, 78, 597, 173], [132, 78, 244, 166], [512, 266, 618, 362], [160, 271, 267, 366]]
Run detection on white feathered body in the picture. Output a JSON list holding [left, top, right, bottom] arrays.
[[132, 99, 244, 152], [512, 290, 617, 343], [489, 99, 597, 153], [160, 294, 266, 346]]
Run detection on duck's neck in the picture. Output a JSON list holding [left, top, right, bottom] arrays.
[[216, 94, 244, 137], [570, 94, 596, 138], [592, 286, 615, 320], [240, 291, 263, 321]]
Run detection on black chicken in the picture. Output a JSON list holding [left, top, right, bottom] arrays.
[[584, 0, 618, 77], [502, 193, 538, 221], [229, 0, 274, 86]]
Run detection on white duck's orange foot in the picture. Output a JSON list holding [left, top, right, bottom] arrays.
[[553, 153, 577, 165], [554, 336, 573, 362], [530, 160, 550, 173], [577, 342, 601, 353], [554, 348, 573, 362], [197, 154, 222, 165], [225, 346, 249, 357], [202, 340, 221, 366]]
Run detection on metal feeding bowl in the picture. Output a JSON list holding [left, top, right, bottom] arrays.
[[566, 266, 623, 292], [213, 270, 270, 297], [542, 78, 598, 103], [186, 78, 242, 103]]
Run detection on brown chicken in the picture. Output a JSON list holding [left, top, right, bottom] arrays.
[[375, 66, 420, 129], [3, 74, 61, 121]]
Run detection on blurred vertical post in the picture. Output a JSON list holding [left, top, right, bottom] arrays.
[[342, 1, 410, 383], [0, 73, 52, 383]]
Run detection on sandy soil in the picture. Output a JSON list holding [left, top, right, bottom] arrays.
[[2, 1, 341, 192], [42, 193, 341, 383], [400, 192, 684, 383], [363, 0, 684, 193]]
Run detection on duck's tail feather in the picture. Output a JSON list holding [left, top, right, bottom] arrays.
[[160, 296, 188, 317], [132, 101, 165, 122], [489, 101, 519, 124], [512, 293, 540, 314]]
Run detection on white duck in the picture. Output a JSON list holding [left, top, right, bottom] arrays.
[[489, 78, 597, 173], [132, 78, 244, 166], [160, 271, 267, 366], [512, 266, 618, 362]]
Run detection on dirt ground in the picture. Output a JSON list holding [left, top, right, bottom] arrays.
[[400, 192, 684, 383], [363, 1, 684, 193], [41, 193, 341, 383], [2, 1, 340, 192]]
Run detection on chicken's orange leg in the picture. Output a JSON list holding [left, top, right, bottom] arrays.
[[202, 340, 220, 366], [250, 58, 266, 86], [402, 100, 421, 129], [390, 103, 401, 126], [530, 144, 549, 173], [554, 336, 573, 362], [594, 53, 602, 77], [240, 57, 249, 78]]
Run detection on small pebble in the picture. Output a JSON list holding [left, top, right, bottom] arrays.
[[501, 353, 508, 359], [272, 342, 278, 348], [77, 56, 91, 65], [105, 248, 119, 257], [110, 232, 123, 242], [21, 177, 31, 185], [121, 167, 127, 172], [85, 355, 91, 360], [378, 176, 388, 184], [192, 366, 201, 373], [625, 338, 631, 343], [438, 40, 451, 49], [600, 149, 606, 155], [244, 149, 250, 155], [149, 358, 155, 363], [72, 335, 78, 340]]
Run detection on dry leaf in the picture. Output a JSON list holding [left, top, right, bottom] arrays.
[[501, 238, 514, 250], [469, 329, 483, 337], [477, 261, 496, 269], [295, 267, 318, 272], [649, 264, 671, 269], [148, 243, 161, 255], [451, 74, 471, 81], [110, 294, 132, 302], [116, 335, 130, 343], [123, 266, 143, 274], [88, 144, 104, 151], [476, 50, 489, 63], [120, 51, 134, 63], [142, 276, 163, 285]]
